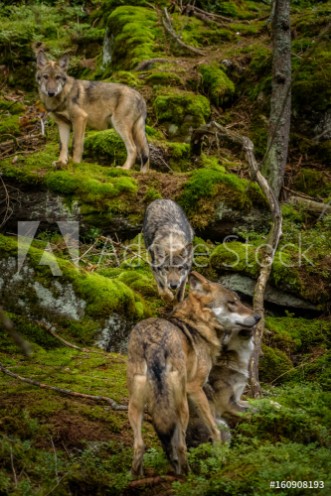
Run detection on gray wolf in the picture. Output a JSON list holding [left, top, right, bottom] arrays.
[[209, 324, 257, 419], [186, 294, 260, 447], [35, 49, 149, 171], [127, 272, 260, 476], [142, 199, 194, 302]]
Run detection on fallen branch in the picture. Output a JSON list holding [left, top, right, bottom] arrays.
[[162, 7, 205, 56], [190, 121, 282, 397], [37, 320, 89, 351], [0, 362, 128, 410], [183, 4, 229, 26], [129, 475, 180, 488], [287, 195, 331, 216]]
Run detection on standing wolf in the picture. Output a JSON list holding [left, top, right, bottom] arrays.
[[142, 199, 194, 302], [127, 272, 260, 476], [35, 49, 149, 171]]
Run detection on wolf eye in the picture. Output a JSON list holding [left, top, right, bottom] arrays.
[[43, 75, 49, 80]]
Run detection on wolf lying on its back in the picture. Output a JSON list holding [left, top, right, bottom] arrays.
[[143, 199, 194, 302], [35, 49, 149, 171], [127, 272, 260, 476]]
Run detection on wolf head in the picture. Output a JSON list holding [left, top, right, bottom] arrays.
[[35, 50, 69, 98], [189, 272, 260, 331], [149, 234, 192, 298]]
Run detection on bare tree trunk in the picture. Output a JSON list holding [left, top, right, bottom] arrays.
[[262, 0, 291, 198]]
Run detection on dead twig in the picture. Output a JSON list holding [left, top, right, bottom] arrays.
[[129, 475, 180, 488], [37, 320, 88, 352], [190, 121, 282, 397], [0, 361, 128, 410], [162, 7, 205, 56]]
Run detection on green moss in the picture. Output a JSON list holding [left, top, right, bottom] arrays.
[[260, 345, 293, 384], [199, 63, 235, 106], [0, 99, 25, 114], [146, 71, 183, 87], [154, 89, 210, 136], [0, 114, 20, 137], [211, 213, 331, 309], [179, 163, 265, 227], [0, 234, 150, 341], [83, 129, 127, 166], [0, 143, 58, 184], [46, 163, 137, 203], [107, 6, 162, 70], [107, 70, 141, 87]]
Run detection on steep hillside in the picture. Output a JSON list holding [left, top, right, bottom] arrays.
[[0, 1, 330, 495]]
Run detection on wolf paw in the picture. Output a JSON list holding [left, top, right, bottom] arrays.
[[52, 159, 68, 169]]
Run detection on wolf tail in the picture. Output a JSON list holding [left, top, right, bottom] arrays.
[[133, 114, 149, 172], [148, 351, 188, 474]]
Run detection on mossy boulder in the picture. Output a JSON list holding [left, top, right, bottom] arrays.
[[153, 89, 211, 138], [210, 214, 331, 309], [83, 129, 127, 166], [106, 6, 162, 70], [146, 71, 183, 87], [0, 234, 151, 350], [199, 63, 235, 106], [178, 158, 267, 232]]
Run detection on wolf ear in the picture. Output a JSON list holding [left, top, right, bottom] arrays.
[[36, 50, 48, 68], [189, 271, 208, 293], [58, 54, 70, 70]]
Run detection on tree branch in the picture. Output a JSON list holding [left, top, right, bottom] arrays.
[[190, 121, 282, 396], [162, 7, 205, 56]]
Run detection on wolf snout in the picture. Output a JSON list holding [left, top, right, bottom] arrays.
[[253, 314, 261, 324], [48, 91, 56, 97], [169, 281, 179, 290]]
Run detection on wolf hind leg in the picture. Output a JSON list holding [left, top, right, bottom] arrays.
[[133, 115, 149, 173], [128, 375, 146, 477], [111, 116, 137, 170]]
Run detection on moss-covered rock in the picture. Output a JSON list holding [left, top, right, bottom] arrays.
[[0, 234, 152, 349], [179, 159, 267, 230], [198, 63, 235, 106], [106, 6, 162, 70], [210, 214, 331, 309], [83, 129, 127, 166], [146, 71, 183, 87], [154, 88, 211, 138]]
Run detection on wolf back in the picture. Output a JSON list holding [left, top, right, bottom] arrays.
[[142, 199, 194, 302]]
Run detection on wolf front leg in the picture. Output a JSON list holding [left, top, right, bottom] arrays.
[[187, 384, 221, 443], [72, 109, 88, 163], [53, 117, 71, 167]]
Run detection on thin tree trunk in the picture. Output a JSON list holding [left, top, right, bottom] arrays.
[[262, 0, 291, 198]]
